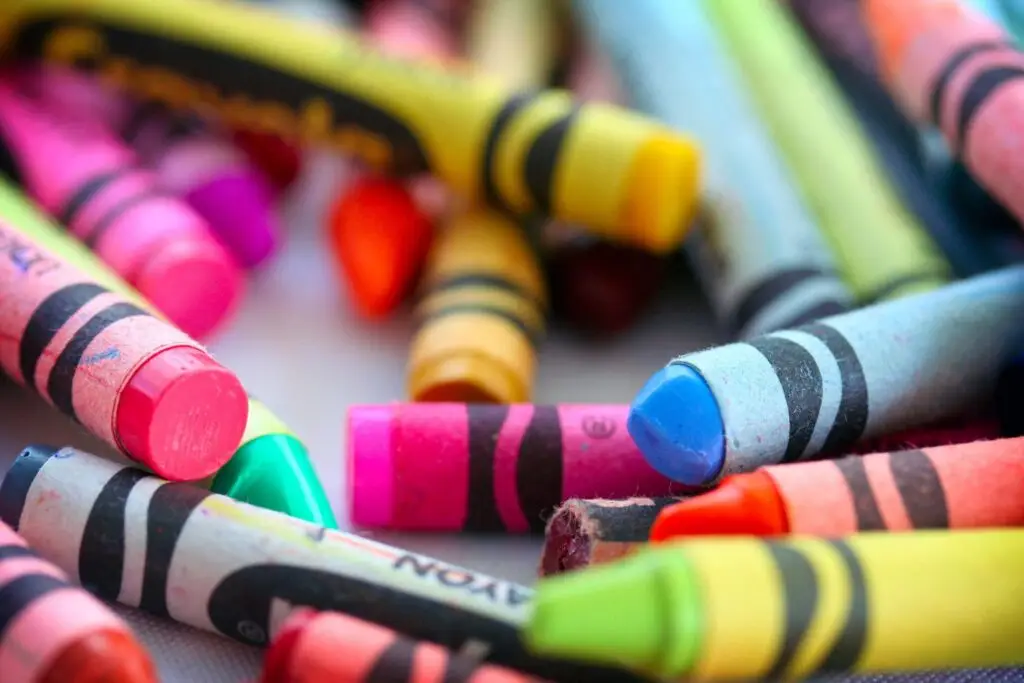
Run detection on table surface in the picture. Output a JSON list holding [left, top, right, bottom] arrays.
[[0, 152, 724, 682]]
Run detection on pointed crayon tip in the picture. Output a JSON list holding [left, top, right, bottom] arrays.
[[651, 471, 789, 541]]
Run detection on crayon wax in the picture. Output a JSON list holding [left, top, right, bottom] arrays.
[[628, 265, 1024, 486], [575, 0, 852, 339], [0, 82, 244, 340], [0, 0, 703, 253], [262, 608, 546, 683], [0, 519, 158, 683], [539, 497, 684, 577], [703, 0, 951, 304], [467, 0, 558, 93], [365, 0, 461, 64], [0, 445, 642, 683], [526, 529, 1024, 679], [348, 403, 686, 533], [233, 129, 303, 195], [651, 436, 1024, 541], [0, 179, 336, 526], [0, 209, 247, 480], [408, 210, 547, 403], [864, 0, 1024, 228]]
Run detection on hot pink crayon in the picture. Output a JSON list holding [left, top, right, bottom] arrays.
[[348, 403, 692, 533], [0, 81, 244, 340]]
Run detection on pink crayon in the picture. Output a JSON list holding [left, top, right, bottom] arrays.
[[19, 67, 280, 269], [0, 82, 244, 340], [365, 0, 463, 64], [348, 403, 693, 533]]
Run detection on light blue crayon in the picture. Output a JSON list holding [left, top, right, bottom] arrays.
[[628, 266, 1024, 485], [965, 0, 1015, 36], [572, 0, 851, 339], [999, 0, 1024, 44]]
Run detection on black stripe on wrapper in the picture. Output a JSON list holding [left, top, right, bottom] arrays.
[[955, 65, 1024, 153], [764, 544, 819, 678], [732, 268, 838, 336], [365, 637, 416, 683], [480, 93, 536, 214], [0, 574, 70, 638], [833, 457, 886, 531], [748, 337, 823, 463], [814, 540, 869, 672], [928, 41, 1012, 127], [800, 323, 869, 455], [523, 107, 579, 215], [78, 467, 149, 600], [515, 405, 563, 534], [0, 445, 61, 531], [18, 283, 107, 389], [463, 405, 509, 532], [889, 449, 950, 528]]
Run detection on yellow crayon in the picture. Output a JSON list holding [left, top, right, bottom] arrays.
[[527, 529, 1024, 680], [467, 0, 559, 92], [0, 0, 701, 252], [409, 209, 546, 403]]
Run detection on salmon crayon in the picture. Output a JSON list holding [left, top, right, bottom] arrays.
[[864, 0, 1024, 227], [0, 0, 702, 253], [0, 218, 246, 479], [525, 530, 1024, 679], [629, 266, 1024, 486], [652, 436, 1024, 541], [575, 0, 851, 338], [408, 210, 547, 403], [0, 445, 642, 683], [0, 83, 243, 340], [348, 403, 684, 533], [0, 179, 334, 526], [262, 609, 546, 683], [0, 519, 157, 683], [540, 497, 684, 577]]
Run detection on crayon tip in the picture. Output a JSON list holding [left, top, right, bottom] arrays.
[[628, 364, 725, 486], [347, 404, 395, 527], [261, 608, 317, 683], [42, 629, 157, 683], [527, 549, 702, 677], [232, 130, 303, 193], [186, 173, 281, 269], [650, 471, 789, 541]]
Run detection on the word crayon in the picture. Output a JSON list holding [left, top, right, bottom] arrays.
[[704, 0, 951, 303], [0, 0, 702, 253], [651, 436, 1024, 541], [629, 265, 1024, 486], [348, 403, 686, 533], [263, 608, 546, 683], [864, 0, 1024, 227], [539, 497, 684, 577], [365, 0, 462, 64], [467, 0, 558, 92], [0, 519, 157, 683], [0, 178, 336, 527], [0, 82, 244, 340], [0, 210, 247, 480], [576, 0, 851, 339], [526, 529, 1024, 679], [409, 210, 547, 403], [0, 445, 643, 683]]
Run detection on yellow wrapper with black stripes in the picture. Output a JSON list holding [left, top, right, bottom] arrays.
[[409, 209, 546, 403], [0, 0, 701, 252]]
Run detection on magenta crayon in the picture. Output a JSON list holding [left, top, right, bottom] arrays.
[[0, 200, 249, 480], [0, 81, 244, 339], [348, 403, 690, 533], [0, 519, 158, 683]]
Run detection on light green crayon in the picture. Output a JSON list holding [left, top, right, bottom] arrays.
[[704, 0, 952, 303]]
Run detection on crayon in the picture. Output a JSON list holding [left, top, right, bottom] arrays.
[[246, 0, 357, 25], [0, 82, 244, 340], [0, 0, 703, 253], [539, 497, 684, 577], [467, 0, 558, 92], [233, 129, 303, 195], [0, 445, 643, 683], [0, 519, 158, 683], [863, 0, 1024, 227], [651, 436, 1024, 541], [834, 414, 1004, 456], [364, 0, 461, 64], [575, 0, 852, 339], [997, 0, 1024, 43], [262, 608, 545, 683], [0, 178, 336, 527], [0, 208, 247, 480], [526, 529, 1024, 679], [348, 403, 686, 533], [408, 210, 547, 403], [628, 266, 1024, 486], [704, 0, 951, 303]]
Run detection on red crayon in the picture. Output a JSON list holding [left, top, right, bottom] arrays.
[[263, 608, 545, 683], [0, 519, 157, 683], [651, 436, 1024, 541], [348, 403, 690, 533]]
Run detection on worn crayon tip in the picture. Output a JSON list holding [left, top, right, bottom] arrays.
[[628, 364, 725, 486], [43, 629, 157, 683], [624, 133, 701, 253]]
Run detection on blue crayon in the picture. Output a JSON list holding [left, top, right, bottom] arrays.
[[573, 0, 851, 338], [998, 0, 1024, 43], [628, 266, 1024, 485]]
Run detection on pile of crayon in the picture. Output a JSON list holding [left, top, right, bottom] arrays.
[[0, 0, 1020, 681]]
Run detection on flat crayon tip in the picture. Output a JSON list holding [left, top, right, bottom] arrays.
[[527, 549, 702, 677], [186, 173, 281, 269], [347, 404, 395, 528], [650, 471, 789, 541], [628, 364, 725, 487], [261, 608, 317, 683], [43, 629, 157, 683]]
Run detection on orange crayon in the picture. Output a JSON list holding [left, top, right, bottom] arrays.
[[262, 608, 546, 683]]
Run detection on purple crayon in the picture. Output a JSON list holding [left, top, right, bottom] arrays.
[[20, 67, 280, 269]]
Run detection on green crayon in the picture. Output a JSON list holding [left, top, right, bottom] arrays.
[[0, 180, 336, 527], [526, 530, 1024, 680]]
